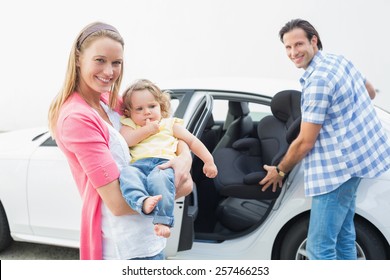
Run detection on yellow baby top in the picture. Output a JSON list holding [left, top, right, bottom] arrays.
[[121, 117, 184, 163]]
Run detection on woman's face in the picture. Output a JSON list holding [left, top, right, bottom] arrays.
[[129, 89, 162, 126], [77, 37, 123, 95]]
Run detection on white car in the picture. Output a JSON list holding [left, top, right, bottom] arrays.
[[1, 78, 389, 260]]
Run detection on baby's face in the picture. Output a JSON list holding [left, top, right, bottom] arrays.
[[129, 89, 162, 126]]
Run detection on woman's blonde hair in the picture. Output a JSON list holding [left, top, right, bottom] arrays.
[[122, 79, 171, 119], [48, 22, 124, 138]]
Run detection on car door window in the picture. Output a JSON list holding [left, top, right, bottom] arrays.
[[212, 99, 271, 123], [248, 102, 272, 121], [41, 136, 57, 146], [170, 98, 180, 116]]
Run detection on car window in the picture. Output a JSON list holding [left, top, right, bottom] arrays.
[[248, 102, 272, 121], [212, 100, 228, 122], [212, 99, 271, 122], [170, 98, 180, 116], [168, 91, 189, 118], [40, 135, 57, 147]]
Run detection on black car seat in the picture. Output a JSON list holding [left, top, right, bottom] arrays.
[[213, 90, 301, 200], [211, 90, 301, 233]]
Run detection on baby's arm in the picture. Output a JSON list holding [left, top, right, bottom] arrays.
[[173, 124, 218, 178], [120, 119, 160, 147]]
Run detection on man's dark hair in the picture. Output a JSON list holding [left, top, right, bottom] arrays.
[[279, 19, 323, 50]]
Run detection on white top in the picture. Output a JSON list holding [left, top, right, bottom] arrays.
[[99, 102, 166, 259]]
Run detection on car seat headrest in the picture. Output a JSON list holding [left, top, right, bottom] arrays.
[[271, 90, 301, 125], [228, 101, 250, 117]]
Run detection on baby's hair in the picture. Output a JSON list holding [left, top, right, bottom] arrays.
[[122, 79, 171, 118]]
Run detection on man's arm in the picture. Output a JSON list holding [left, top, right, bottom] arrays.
[[365, 80, 376, 100], [260, 121, 321, 192]]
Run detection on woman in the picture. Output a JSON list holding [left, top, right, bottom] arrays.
[[48, 22, 192, 260]]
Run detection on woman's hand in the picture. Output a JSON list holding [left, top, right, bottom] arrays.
[[158, 141, 193, 198]]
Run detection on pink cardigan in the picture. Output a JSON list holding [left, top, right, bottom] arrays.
[[56, 92, 121, 260]]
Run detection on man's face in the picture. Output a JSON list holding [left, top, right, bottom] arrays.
[[282, 28, 318, 70]]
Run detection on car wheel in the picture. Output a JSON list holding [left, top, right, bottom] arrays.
[[279, 217, 388, 260], [279, 217, 309, 260], [0, 201, 13, 251], [354, 218, 387, 260]]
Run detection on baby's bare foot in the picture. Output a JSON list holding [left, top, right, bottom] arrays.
[[142, 195, 162, 214], [154, 224, 171, 238]]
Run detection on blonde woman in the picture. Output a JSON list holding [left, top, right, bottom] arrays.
[[48, 22, 192, 260]]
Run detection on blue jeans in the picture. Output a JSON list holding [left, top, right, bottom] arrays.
[[307, 177, 361, 260], [130, 251, 165, 260], [120, 158, 175, 227]]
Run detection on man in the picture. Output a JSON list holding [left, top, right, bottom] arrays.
[[260, 19, 390, 259]]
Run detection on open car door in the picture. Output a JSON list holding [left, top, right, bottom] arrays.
[[165, 90, 214, 257]]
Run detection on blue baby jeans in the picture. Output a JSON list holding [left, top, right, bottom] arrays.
[[120, 158, 175, 227]]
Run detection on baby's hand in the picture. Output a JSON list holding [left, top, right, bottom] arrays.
[[144, 119, 160, 135], [203, 162, 218, 178]]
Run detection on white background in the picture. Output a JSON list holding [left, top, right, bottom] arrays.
[[1, 0, 389, 132]]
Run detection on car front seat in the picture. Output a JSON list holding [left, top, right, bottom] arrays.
[[212, 101, 253, 152]]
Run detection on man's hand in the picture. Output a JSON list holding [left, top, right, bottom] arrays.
[[259, 164, 284, 192]]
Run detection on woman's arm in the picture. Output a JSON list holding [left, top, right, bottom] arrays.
[[61, 114, 137, 216], [96, 179, 137, 216]]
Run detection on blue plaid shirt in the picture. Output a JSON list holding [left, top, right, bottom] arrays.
[[300, 51, 390, 196]]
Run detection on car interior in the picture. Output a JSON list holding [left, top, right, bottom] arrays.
[[191, 90, 302, 242]]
